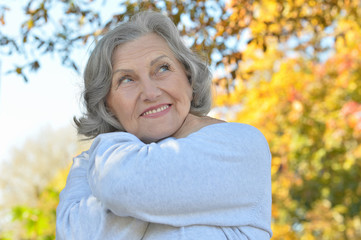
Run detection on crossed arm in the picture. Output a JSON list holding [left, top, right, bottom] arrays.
[[56, 123, 272, 239]]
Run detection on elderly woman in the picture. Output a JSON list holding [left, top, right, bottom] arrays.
[[56, 11, 272, 239]]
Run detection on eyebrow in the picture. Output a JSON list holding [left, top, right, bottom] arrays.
[[113, 55, 170, 75], [150, 55, 169, 66], [113, 68, 135, 75]]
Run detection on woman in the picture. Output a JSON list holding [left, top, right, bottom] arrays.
[[56, 11, 272, 239]]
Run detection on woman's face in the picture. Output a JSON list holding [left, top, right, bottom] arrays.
[[106, 33, 193, 143]]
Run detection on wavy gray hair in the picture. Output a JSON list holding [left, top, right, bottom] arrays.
[[74, 11, 212, 138]]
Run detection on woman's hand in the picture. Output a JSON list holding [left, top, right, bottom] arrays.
[[171, 113, 225, 139]]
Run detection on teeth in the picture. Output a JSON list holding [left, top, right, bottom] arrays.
[[143, 105, 169, 116]]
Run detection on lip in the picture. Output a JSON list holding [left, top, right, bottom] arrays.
[[140, 104, 172, 118]]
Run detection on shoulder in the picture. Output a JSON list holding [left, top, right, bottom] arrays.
[[187, 122, 271, 159], [196, 122, 267, 142]]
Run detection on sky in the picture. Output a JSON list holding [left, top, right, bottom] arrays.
[[0, 57, 82, 161], [0, 1, 87, 161]]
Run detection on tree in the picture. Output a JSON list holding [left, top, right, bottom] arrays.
[[3, 168, 70, 240], [226, 48, 361, 239], [0, 126, 90, 239], [213, 1, 361, 238], [1, 0, 360, 83]]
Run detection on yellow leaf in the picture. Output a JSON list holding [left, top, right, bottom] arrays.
[[0, 15, 5, 25], [27, 19, 34, 29]]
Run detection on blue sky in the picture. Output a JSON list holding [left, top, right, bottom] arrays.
[[0, 56, 82, 160], [0, 1, 87, 161]]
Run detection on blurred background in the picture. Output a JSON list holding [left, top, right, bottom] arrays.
[[0, 0, 360, 239]]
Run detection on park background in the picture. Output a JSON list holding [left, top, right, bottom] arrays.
[[0, 0, 360, 239]]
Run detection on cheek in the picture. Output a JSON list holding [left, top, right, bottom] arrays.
[[174, 84, 192, 104], [106, 93, 129, 119], [178, 77, 193, 101]]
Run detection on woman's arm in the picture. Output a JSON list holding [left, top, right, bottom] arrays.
[[56, 152, 149, 240], [87, 122, 272, 237]]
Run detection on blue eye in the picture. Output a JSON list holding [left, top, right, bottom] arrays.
[[119, 76, 133, 85], [159, 63, 170, 73]]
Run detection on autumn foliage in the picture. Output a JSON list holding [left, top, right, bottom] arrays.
[[1, 0, 360, 239]]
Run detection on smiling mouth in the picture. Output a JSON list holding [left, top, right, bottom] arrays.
[[141, 104, 171, 116]]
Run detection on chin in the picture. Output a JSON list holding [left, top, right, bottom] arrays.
[[140, 131, 174, 144], [141, 137, 162, 144]]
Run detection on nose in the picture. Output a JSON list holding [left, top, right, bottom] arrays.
[[140, 77, 161, 102]]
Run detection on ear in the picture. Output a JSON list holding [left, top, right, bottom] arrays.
[[103, 98, 114, 116], [187, 82, 193, 102]]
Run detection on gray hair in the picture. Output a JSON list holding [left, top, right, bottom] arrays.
[[75, 11, 212, 138]]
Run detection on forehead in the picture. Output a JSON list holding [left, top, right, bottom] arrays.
[[112, 33, 175, 65]]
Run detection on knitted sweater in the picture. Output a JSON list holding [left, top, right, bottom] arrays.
[[56, 122, 272, 239]]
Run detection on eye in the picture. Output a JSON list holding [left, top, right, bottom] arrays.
[[158, 63, 171, 73], [118, 76, 134, 86]]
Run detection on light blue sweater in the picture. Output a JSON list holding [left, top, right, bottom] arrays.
[[56, 122, 272, 239]]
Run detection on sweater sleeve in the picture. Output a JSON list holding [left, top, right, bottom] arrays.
[[87, 123, 272, 237], [56, 151, 149, 240]]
